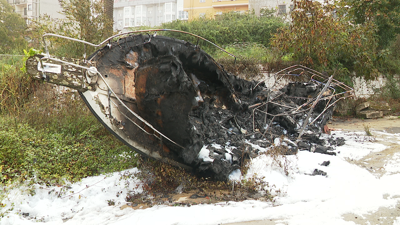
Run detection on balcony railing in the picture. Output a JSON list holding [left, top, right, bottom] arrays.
[[9, 0, 27, 5]]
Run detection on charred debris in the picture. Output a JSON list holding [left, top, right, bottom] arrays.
[[27, 31, 354, 181]]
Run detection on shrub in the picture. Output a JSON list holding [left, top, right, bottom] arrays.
[[161, 11, 285, 54], [272, 0, 379, 80]]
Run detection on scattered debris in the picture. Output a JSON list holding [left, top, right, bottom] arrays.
[[321, 161, 331, 166], [26, 31, 354, 181], [311, 169, 327, 176]]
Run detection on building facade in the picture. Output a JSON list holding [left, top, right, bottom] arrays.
[[249, 0, 293, 16], [113, 0, 187, 31], [7, 0, 64, 23], [184, 0, 249, 20]]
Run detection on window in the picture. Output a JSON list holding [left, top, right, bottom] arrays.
[[165, 2, 172, 14], [200, 0, 205, 2], [278, 5, 286, 15], [27, 4, 32, 11], [164, 3, 175, 23], [135, 5, 147, 26], [178, 11, 188, 20], [123, 6, 135, 27]]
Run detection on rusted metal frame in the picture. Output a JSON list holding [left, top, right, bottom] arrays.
[[308, 72, 352, 92], [296, 76, 334, 142], [255, 107, 310, 118], [306, 94, 335, 127], [251, 103, 269, 132], [256, 65, 353, 98], [107, 88, 112, 117], [256, 107, 310, 137], [269, 101, 298, 110], [263, 115, 276, 137], [233, 115, 244, 133], [255, 97, 315, 137], [42, 29, 236, 59], [297, 65, 352, 92], [275, 65, 353, 94], [292, 95, 332, 112], [309, 96, 347, 126]]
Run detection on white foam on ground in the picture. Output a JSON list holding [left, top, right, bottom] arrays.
[[1, 130, 400, 225]]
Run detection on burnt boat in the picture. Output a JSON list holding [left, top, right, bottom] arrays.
[[26, 30, 353, 180]]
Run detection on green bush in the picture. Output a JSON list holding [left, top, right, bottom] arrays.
[[272, 0, 379, 80], [0, 57, 34, 115], [0, 59, 138, 185], [161, 11, 285, 54]]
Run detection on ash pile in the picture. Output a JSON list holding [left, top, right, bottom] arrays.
[[184, 66, 352, 180]]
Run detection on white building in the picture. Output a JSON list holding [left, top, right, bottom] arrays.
[[7, 0, 64, 23], [113, 0, 187, 32], [249, 0, 293, 16]]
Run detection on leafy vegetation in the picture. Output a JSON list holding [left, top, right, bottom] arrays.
[[0, 115, 137, 185], [0, 0, 27, 53], [0, 56, 33, 115], [161, 11, 285, 54], [272, 0, 379, 81], [0, 58, 138, 185], [339, 0, 400, 49]]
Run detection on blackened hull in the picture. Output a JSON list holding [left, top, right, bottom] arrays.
[[79, 90, 192, 169], [85, 34, 238, 173]]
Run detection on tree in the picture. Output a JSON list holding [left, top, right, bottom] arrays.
[[58, 0, 107, 44], [103, 0, 114, 39], [272, 0, 378, 80], [0, 0, 27, 53], [339, 0, 400, 49]]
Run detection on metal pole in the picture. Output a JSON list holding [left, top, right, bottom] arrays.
[[296, 75, 333, 142]]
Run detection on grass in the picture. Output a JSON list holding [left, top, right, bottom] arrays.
[[0, 58, 139, 186], [363, 124, 373, 136]]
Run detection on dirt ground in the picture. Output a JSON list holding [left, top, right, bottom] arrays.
[[330, 116, 400, 225], [224, 116, 400, 225]]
